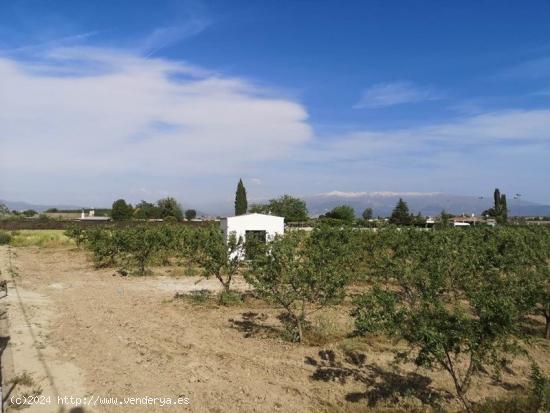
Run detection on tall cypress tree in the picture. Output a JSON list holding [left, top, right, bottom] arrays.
[[500, 193, 508, 223], [234, 179, 248, 215], [490, 188, 508, 224], [494, 188, 501, 215]]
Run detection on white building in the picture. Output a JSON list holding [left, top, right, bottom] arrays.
[[79, 209, 110, 221], [219, 213, 284, 244]]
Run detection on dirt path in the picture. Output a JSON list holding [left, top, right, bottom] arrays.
[[0, 246, 88, 413]]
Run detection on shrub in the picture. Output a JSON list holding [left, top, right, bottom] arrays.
[[192, 228, 243, 293], [0, 231, 12, 245], [218, 290, 243, 306], [247, 225, 358, 342]]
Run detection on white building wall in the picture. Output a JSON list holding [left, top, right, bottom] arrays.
[[219, 213, 285, 243]]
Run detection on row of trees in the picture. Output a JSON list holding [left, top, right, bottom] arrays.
[[111, 197, 197, 222], [249, 226, 550, 411], [66, 223, 550, 410], [353, 227, 550, 411]]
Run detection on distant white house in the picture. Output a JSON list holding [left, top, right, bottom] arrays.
[[219, 213, 284, 244], [79, 209, 110, 221]]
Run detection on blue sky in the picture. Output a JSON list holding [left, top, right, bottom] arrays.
[[1, 0, 550, 210]]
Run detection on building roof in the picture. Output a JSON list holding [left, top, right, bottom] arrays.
[[79, 216, 110, 221], [221, 213, 284, 221]]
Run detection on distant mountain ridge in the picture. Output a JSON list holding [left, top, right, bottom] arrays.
[[3, 192, 550, 217], [303, 191, 550, 217], [0, 199, 84, 212]]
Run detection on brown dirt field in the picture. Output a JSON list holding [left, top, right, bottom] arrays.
[[1, 245, 550, 413]]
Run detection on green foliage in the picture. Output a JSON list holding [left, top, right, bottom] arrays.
[[323, 205, 355, 223], [157, 197, 183, 221], [67, 224, 201, 274], [483, 188, 508, 224], [437, 209, 453, 229], [218, 290, 243, 306], [247, 226, 358, 342], [527, 266, 550, 339], [22, 209, 37, 217], [133, 200, 161, 220], [352, 227, 550, 411], [473, 362, 550, 413], [164, 215, 178, 223], [0, 231, 12, 245], [193, 228, 244, 293], [111, 199, 133, 220], [0, 203, 10, 215], [234, 179, 248, 215], [64, 226, 86, 247], [362, 207, 373, 221], [389, 198, 414, 226], [251, 195, 309, 222], [185, 209, 197, 220]]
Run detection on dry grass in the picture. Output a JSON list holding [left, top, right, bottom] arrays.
[[9, 230, 74, 248]]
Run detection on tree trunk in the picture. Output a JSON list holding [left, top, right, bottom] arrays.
[[445, 352, 472, 413], [545, 312, 550, 340], [296, 317, 303, 343], [216, 274, 230, 293], [457, 390, 472, 413]]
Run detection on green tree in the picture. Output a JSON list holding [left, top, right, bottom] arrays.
[[251, 195, 308, 222], [526, 268, 550, 340], [249, 203, 269, 214], [353, 228, 534, 411], [437, 209, 452, 228], [194, 228, 243, 293], [126, 227, 163, 275], [0, 203, 10, 215], [247, 226, 358, 342], [185, 209, 197, 221], [324, 205, 355, 223], [157, 197, 183, 221], [133, 200, 161, 220], [234, 179, 248, 215], [22, 209, 37, 217], [389, 198, 413, 226], [483, 188, 508, 224], [362, 207, 373, 221], [111, 199, 133, 221]]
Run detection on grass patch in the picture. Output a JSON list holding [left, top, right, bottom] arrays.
[[304, 312, 352, 346], [218, 290, 244, 306], [9, 230, 74, 248], [0, 230, 12, 245], [175, 289, 212, 304], [174, 289, 247, 307]]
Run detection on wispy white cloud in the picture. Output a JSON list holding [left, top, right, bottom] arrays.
[[354, 81, 442, 109], [143, 18, 210, 57], [308, 109, 550, 164], [0, 47, 311, 203], [1, 45, 549, 206], [0, 31, 101, 54], [500, 56, 550, 78]]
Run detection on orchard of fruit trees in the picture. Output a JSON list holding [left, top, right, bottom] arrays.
[[66, 223, 550, 411]]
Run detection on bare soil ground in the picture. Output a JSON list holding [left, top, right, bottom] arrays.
[[1, 245, 550, 413]]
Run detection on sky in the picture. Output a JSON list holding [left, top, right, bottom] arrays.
[[1, 0, 550, 211]]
